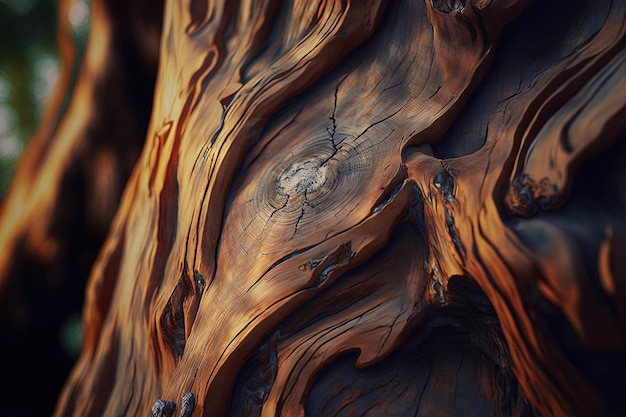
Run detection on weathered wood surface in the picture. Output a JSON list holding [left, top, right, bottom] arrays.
[[1, 0, 625, 416]]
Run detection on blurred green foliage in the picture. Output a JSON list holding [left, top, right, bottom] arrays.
[[0, 0, 90, 196], [0, 0, 59, 195]]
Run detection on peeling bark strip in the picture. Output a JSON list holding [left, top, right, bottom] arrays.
[[21, 0, 622, 416]]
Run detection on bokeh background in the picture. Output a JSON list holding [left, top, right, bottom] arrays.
[[0, 0, 89, 194], [0, 0, 90, 415]]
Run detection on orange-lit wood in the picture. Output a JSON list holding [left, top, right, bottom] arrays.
[[2, 0, 625, 416]]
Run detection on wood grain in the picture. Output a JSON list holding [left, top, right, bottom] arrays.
[[2, 0, 624, 416]]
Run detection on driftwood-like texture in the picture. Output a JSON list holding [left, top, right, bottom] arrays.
[[1, 0, 625, 416]]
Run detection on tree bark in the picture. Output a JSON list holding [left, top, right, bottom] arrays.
[[1, 0, 625, 416]]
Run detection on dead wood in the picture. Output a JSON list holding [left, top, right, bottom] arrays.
[[1, 0, 625, 416]]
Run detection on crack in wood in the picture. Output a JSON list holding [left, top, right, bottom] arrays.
[[432, 169, 467, 262]]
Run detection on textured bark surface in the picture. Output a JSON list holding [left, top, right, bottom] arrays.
[[1, 0, 625, 416]]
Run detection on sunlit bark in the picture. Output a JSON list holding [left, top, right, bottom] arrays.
[[2, 0, 625, 416]]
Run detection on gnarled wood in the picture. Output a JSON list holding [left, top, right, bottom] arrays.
[[1, 0, 625, 416]]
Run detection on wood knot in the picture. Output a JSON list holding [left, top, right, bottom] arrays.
[[433, 170, 455, 201], [150, 399, 176, 417], [505, 174, 558, 217], [277, 159, 328, 197], [180, 392, 195, 417], [432, 0, 466, 13]]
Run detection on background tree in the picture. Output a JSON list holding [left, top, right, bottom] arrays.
[[1, 0, 625, 416]]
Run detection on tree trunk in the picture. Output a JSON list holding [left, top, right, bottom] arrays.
[[2, 0, 626, 416]]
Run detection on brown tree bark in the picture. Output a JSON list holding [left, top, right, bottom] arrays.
[[1, 0, 625, 416]]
